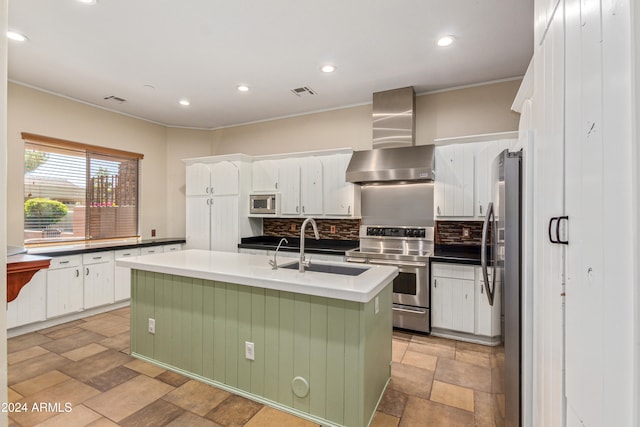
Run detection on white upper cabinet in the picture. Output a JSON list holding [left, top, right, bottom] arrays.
[[185, 163, 212, 196], [434, 144, 475, 218], [474, 139, 517, 218], [279, 158, 301, 215], [321, 153, 360, 217], [210, 161, 239, 195], [299, 156, 323, 215], [252, 159, 280, 192], [184, 156, 251, 252]]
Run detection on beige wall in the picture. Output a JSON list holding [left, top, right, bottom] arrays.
[[212, 79, 521, 156], [8, 79, 521, 243], [165, 127, 213, 237], [7, 83, 170, 245]]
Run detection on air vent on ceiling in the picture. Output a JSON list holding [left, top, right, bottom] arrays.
[[290, 86, 317, 97], [103, 95, 127, 104]]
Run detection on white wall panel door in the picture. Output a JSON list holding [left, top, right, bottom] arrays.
[[531, 1, 566, 425]]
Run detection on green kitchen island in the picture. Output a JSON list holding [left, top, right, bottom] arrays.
[[117, 249, 398, 427]]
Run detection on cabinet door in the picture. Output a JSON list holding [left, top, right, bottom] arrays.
[[434, 144, 475, 218], [114, 248, 140, 301], [322, 154, 354, 216], [84, 261, 115, 309], [210, 161, 239, 195], [47, 267, 83, 318], [7, 270, 46, 328], [300, 157, 323, 215], [186, 196, 211, 249], [431, 276, 453, 329], [279, 159, 301, 215], [475, 139, 517, 218], [210, 195, 239, 252], [252, 159, 280, 192], [185, 163, 211, 196]]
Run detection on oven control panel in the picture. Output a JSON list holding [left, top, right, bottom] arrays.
[[366, 227, 427, 238]]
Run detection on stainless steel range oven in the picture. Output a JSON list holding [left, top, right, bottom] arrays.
[[346, 225, 433, 333]]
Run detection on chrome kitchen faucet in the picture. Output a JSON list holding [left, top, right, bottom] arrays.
[[269, 237, 288, 270], [299, 218, 319, 272]]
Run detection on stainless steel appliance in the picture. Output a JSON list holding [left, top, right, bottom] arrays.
[[481, 149, 522, 426], [346, 224, 433, 333], [249, 193, 278, 215]]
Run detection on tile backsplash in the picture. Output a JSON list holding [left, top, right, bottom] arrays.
[[435, 221, 486, 245], [263, 218, 360, 240]]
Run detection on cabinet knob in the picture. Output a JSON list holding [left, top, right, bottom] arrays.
[[479, 204, 483, 215], [75, 269, 80, 278], [85, 268, 90, 276], [437, 206, 441, 216], [434, 279, 437, 288]]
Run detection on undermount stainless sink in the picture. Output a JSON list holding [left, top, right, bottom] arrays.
[[280, 262, 368, 276]]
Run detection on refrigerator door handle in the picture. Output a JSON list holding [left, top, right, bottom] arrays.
[[481, 201, 496, 306]]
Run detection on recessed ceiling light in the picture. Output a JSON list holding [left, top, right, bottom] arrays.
[[437, 36, 455, 47], [236, 85, 250, 92], [7, 31, 28, 42], [179, 99, 190, 106], [77, 0, 98, 5], [321, 64, 336, 73]]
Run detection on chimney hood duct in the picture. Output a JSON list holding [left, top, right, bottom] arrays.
[[346, 87, 435, 183]]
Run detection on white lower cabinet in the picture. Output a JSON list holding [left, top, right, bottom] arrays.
[[9, 243, 183, 331], [83, 251, 115, 309], [7, 270, 46, 328], [431, 262, 500, 341], [46, 255, 84, 318], [475, 267, 501, 337], [431, 263, 475, 333], [114, 248, 141, 301]]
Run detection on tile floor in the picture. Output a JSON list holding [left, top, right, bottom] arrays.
[[7, 308, 505, 426]]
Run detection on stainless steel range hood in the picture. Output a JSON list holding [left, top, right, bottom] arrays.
[[346, 87, 435, 183]]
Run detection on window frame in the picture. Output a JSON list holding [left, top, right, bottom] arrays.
[[22, 132, 144, 246]]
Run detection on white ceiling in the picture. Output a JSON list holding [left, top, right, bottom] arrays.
[[8, 0, 533, 129]]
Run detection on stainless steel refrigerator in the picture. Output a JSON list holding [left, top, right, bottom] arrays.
[[481, 149, 522, 427]]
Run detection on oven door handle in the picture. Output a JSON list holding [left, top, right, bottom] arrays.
[[392, 306, 428, 315], [367, 259, 427, 268], [345, 257, 367, 264]]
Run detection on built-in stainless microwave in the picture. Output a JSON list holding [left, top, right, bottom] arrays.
[[249, 194, 278, 215]]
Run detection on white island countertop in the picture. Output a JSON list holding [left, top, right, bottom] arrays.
[[117, 249, 398, 303]]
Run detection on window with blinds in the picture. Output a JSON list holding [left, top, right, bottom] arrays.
[[23, 133, 143, 245]]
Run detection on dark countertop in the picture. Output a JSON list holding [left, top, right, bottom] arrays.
[[27, 237, 186, 257], [239, 236, 359, 256], [430, 244, 485, 266]]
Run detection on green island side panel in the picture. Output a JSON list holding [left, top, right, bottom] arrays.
[[130, 270, 392, 427]]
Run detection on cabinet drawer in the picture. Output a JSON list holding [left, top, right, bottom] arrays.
[[82, 251, 115, 265], [49, 255, 82, 269], [115, 248, 141, 258], [140, 246, 162, 255], [432, 262, 475, 279]]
